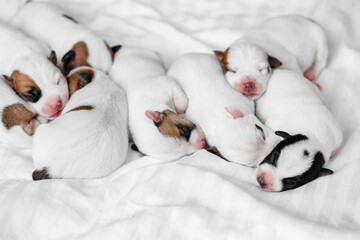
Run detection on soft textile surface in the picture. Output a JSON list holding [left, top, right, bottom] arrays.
[[1, 0, 360, 239]]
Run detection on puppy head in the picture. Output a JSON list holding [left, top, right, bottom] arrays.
[[255, 131, 333, 192], [214, 43, 282, 100], [142, 109, 205, 160], [4, 52, 69, 120], [217, 108, 280, 166], [62, 41, 121, 75]]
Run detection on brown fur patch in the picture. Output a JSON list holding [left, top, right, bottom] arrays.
[[11, 70, 41, 101], [157, 109, 195, 138], [69, 105, 94, 112], [105, 42, 115, 62], [208, 146, 228, 161], [63, 41, 90, 75], [219, 48, 230, 74], [67, 68, 94, 97], [2, 103, 37, 135]]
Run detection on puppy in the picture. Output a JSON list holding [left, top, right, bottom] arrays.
[[109, 47, 205, 161], [215, 15, 328, 99], [255, 69, 343, 191], [32, 67, 128, 180], [11, 1, 121, 75], [168, 53, 280, 166], [0, 22, 68, 120], [0, 0, 27, 22], [0, 75, 42, 152]]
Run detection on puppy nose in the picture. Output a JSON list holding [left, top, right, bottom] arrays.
[[257, 176, 267, 188], [54, 100, 63, 111], [244, 82, 255, 91]]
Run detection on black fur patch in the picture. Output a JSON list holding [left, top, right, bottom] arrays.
[[62, 14, 78, 23], [259, 134, 308, 167], [281, 151, 326, 191], [32, 168, 51, 181]]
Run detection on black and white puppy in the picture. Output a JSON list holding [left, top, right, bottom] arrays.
[[255, 69, 343, 191], [11, 1, 121, 75]]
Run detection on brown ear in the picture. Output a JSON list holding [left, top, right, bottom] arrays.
[[268, 55, 282, 69], [48, 50, 57, 66]]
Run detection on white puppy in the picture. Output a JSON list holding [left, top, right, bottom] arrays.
[[255, 69, 343, 191], [32, 67, 128, 180], [168, 53, 280, 166], [110, 47, 205, 161], [0, 0, 27, 22], [215, 15, 328, 99], [11, 1, 121, 75], [0, 22, 68, 120], [0, 75, 41, 152]]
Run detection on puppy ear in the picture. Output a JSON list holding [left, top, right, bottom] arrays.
[[62, 50, 76, 64], [111, 45, 122, 55], [268, 55, 282, 69], [224, 107, 244, 119], [145, 110, 161, 125], [214, 50, 224, 62], [24, 117, 41, 136], [319, 168, 334, 177], [75, 71, 92, 84], [48, 50, 57, 66], [0, 74, 14, 88], [275, 131, 291, 139]]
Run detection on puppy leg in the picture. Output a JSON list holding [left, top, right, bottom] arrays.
[[169, 78, 188, 114]]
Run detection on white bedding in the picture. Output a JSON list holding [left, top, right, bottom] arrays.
[[0, 0, 359, 239]]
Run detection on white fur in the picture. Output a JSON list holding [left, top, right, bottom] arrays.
[[109, 47, 204, 161], [225, 14, 328, 99], [11, 2, 114, 73], [255, 69, 343, 191], [0, 0, 27, 22], [168, 53, 280, 166], [0, 22, 68, 119], [32, 67, 128, 179], [0, 77, 41, 152]]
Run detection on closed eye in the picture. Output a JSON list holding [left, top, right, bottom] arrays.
[[226, 68, 236, 73], [255, 124, 266, 140], [176, 124, 192, 141]]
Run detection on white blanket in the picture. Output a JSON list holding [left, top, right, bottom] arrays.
[[1, 0, 359, 239]]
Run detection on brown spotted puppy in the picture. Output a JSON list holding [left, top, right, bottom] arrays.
[[109, 47, 205, 161], [0, 23, 68, 120], [32, 67, 128, 180], [11, 1, 121, 75], [0, 75, 42, 152]]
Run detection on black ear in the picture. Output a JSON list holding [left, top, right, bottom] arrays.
[[62, 50, 76, 64], [1, 74, 14, 88], [275, 131, 291, 139], [48, 50, 57, 65], [319, 168, 333, 177], [214, 50, 224, 62], [76, 72, 92, 84], [111, 45, 122, 55], [268, 55, 282, 69]]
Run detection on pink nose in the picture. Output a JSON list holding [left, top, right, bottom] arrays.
[[54, 100, 63, 111], [256, 172, 274, 191]]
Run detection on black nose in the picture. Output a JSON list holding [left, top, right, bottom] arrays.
[[257, 176, 266, 188]]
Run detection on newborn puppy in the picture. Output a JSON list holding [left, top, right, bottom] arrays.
[[32, 67, 128, 180], [215, 15, 328, 98], [0, 75, 42, 151], [11, 1, 121, 75], [0, 23, 68, 120], [109, 47, 205, 161], [255, 69, 343, 191], [168, 53, 280, 166]]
